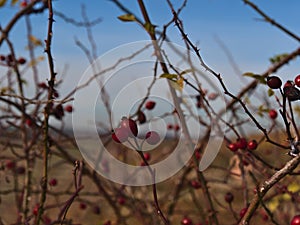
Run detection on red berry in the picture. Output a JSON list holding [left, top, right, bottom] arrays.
[[117, 196, 126, 205], [79, 202, 87, 210], [266, 76, 282, 89], [16, 166, 25, 174], [33, 204, 39, 216], [25, 118, 33, 127], [269, 109, 278, 119], [143, 152, 151, 161], [64, 105, 73, 113], [190, 180, 201, 189], [295, 75, 300, 87], [38, 82, 48, 89], [181, 216, 193, 225], [167, 124, 173, 130], [0, 55, 6, 61], [247, 140, 258, 150], [145, 131, 160, 145], [291, 215, 300, 225], [49, 178, 57, 186], [17, 57, 26, 65], [239, 207, 248, 218], [103, 221, 111, 225], [174, 124, 180, 131], [137, 111, 146, 124], [236, 138, 247, 150], [120, 117, 138, 137], [227, 143, 238, 152], [5, 160, 16, 170], [145, 100, 156, 110], [112, 127, 129, 143], [20, 1, 27, 7], [224, 192, 234, 203], [285, 80, 294, 88]]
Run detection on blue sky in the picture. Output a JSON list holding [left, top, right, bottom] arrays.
[[0, 0, 300, 130]]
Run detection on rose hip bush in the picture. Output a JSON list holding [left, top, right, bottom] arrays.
[[0, 1, 300, 225]]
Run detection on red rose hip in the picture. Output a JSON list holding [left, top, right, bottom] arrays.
[[295, 75, 300, 87], [145, 100, 156, 110], [291, 215, 300, 225], [112, 127, 129, 143], [269, 109, 277, 119], [266, 76, 282, 89], [120, 117, 138, 137], [247, 140, 258, 150], [145, 131, 160, 145]]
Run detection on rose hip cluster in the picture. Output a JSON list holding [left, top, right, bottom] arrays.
[[0, 54, 26, 67], [267, 74, 300, 101], [111, 117, 160, 145], [227, 138, 258, 152]]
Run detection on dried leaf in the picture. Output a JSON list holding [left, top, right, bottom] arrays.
[[160, 73, 177, 80], [0, 0, 7, 7], [11, 0, 18, 5], [117, 14, 136, 22], [243, 72, 266, 84]]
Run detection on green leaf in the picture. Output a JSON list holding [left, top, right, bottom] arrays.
[[160, 73, 178, 80], [243, 72, 266, 84], [0, 0, 7, 7], [117, 14, 136, 22], [268, 88, 274, 97]]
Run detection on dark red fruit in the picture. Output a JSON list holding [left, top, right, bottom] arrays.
[[64, 105, 73, 113], [137, 111, 146, 124], [227, 143, 238, 152], [79, 202, 87, 210], [283, 85, 300, 101], [53, 104, 64, 120], [145, 131, 160, 145], [247, 140, 258, 150], [174, 124, 180, 131], [190, 180, 201, 189], [33, 203, 39, 216], [112, 127, 129, 143], [5, 160, 16, 170], [20, 1, 27, 7], [291, 215, 300, 225], [167, 124, 173, 130], [17, 57, 26, 65], [181, 216, 193, 225], [145, 100, 156, 110], [117, 196, 126, 205], [143, 152, 151, 161], [25, 118, 33, 127], [49, 178, 57, 186], [295, 75, 300, 87], [120, 117, 138, 137], [103, 221, 111, 225], [0, 55, 5, 61], [239, 207, 248, 218], [38, 82, 48, 89], [236, 138, 247, 150], [285, 80, 294, 88], [266, 76, 282, 89], [224, 192, 234, 203], [16, 166, 25, 174], [269, 109, 277, 119]]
